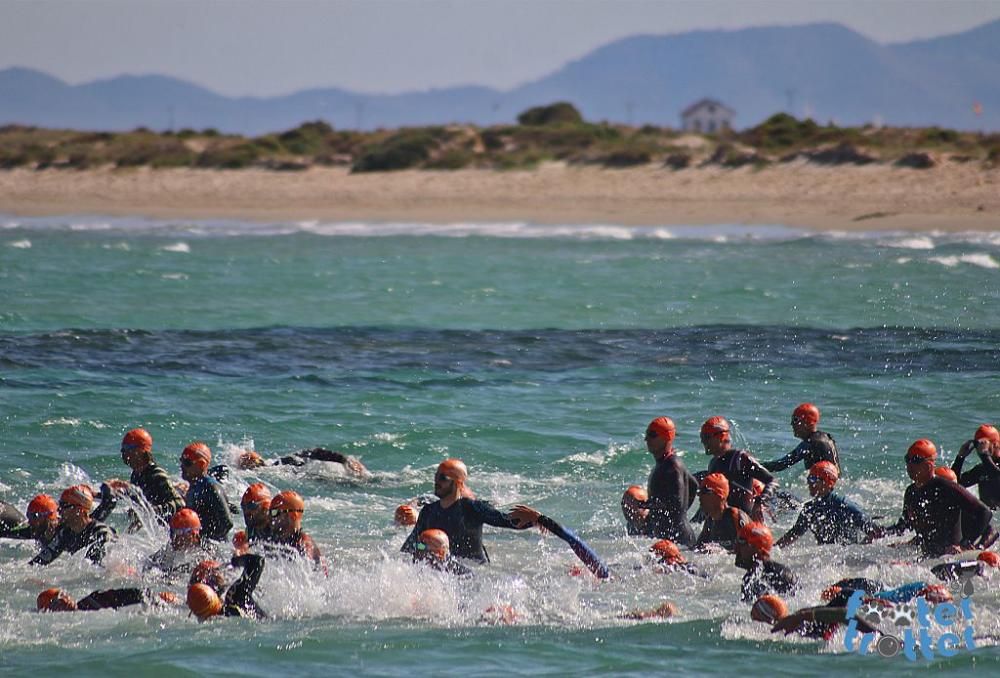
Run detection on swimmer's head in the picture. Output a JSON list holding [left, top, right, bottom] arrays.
[[121, 428, 153, 467], [169, 508, 202, 548], [58, 485, 94, 528], [621, 485, 649, 524], [905, 439, 936, 485], [791, 403, 820, 437], [269, 490, 305, 535], [187, 583, 223, 621], [934, 467, 958, 483], [698, 473, 729, 517], [180, 442, 211, 480], [241, 483, 272, 529], [751, 595, 788, 624], [736, 522, 773, 568], [237, 451, 265, 470], [978, 551, 1000, 569], [394, 504, 418, 527], [37, 588, 77, 612], [645, 417, 676, 457], [417, 528, 450, 561], [189, 560, 226, 593], [700, 416, 731, 454], [807, 461, 839, 496], [26, 494, 59, 533], [434, 459, 468, 498], [650, 539, 686, 566], [975, 425, 1000, 457]]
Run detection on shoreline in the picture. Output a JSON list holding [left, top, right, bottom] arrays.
[[1, 164, 998, 231]]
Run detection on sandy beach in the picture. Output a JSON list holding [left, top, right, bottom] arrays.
[[1, 162, 998, 231]]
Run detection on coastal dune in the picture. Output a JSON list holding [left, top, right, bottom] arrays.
[[1, 163, 997, 231]]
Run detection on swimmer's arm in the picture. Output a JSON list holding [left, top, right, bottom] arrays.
[[954, 485, 993, 548], [77, 588, 145, 611], [762, 445, 806, 473], [297, 448, 347, 464], [227, 553, 265, 606], [535, 515, 610, 579], [400, 507, 428, 553], [774, 511, 809, 548], [469, 500, 529, 530], [956, 462, 986, 487], [0, 524, 34, 540], [90, 483, 117, 523]]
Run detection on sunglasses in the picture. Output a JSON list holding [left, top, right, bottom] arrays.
[[180, 457, 195, 466], [242, 501, 265, 511], [435, 473, 454, 482], [644, 431, 657, 440], [27, 510, 55, 520], [170, 527, 197, 536], [807, 475, 825, 484], [698, 488, 719, 496], [905, 455, 932, 465], [58, 502, 84, 511], [269, 508, 303, 517], [414, 542, 429, 551]]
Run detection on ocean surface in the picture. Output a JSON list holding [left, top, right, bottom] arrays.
[[1, 216, 999, 676]]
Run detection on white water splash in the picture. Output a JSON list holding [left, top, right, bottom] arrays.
[[160, 242, 191, 253]]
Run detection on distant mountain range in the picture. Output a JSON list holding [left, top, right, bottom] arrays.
[[2, 20, 998, 134]]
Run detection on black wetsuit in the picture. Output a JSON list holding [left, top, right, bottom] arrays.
[[694, 506, 751, 551], [740, 559, 798, 602], [222, 553, 267, 619], [30, 520, 115, 566], [273, 448, 353, 467], [646, 454, 699, 546], [707, 449, 775, 517], [888, 477, 994, 556], [401, 498, 528, 563], [417, 553, 474, 577], [952, 451, 1000, 509], [779, 493, 880, 545], [763, 431, 841, 473], [75, 588, 151, 611], [131, 463, 185, 519], [1, 500, 25, 529], [185, 476, 233, 541]]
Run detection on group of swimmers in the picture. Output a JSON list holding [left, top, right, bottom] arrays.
[[3, 403, 1000, 638]]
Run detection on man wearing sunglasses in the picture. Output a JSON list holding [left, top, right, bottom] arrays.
[[886, 439, 996, 556], [701, 416, 776, 522], [400, 459, 543, 564], [180, 442, 233, 542], [264, 490, 323, 567], [642, 417, 699, 546], [0, 494, 60, 547], [233, 483, 272, 555], [951, 424, 1000, 509], [108, 428, 185, 524], [775, 461, 883, 549], [763, 403, 841, 474], [30, 485, 116, 566]]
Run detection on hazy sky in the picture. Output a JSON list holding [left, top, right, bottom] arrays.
[[3, 0, 999, 96]]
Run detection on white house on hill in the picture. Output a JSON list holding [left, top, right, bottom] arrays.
[[681, 99, 735, 133]]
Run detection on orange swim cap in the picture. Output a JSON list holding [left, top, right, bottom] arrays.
[[977, 551, 1000, 569], [418, 528, 450, 559], [241, 482, 272, 508], [808, 461, 840, 489], [974, 425, 1000, 444], [739, 522, 773, 555], [437, 459, 468, 483], [187, 583, 223, 619], [700, 416, 730, 440], [700, 473, 729, 499], [650, 539, 686, 565], [646, 417, 676, 443], [934, 467, 958, 482], [237, 451, 265, 470], [232, 530, 249, 553], [622, 485, 648, 505], [121, 428, 153, 453], [751, 594, 788, 623], [169, 508, 202, 531], [792, 403, 820, 426], [189, 560, 225, 590], [36, 588, 62, 611], [907, 439, 937, 461], [270, 490, 305, 513], [821, 585, 842, 602], [26, 494, 58, 520], [181, 442, 212, 468], [394, 504, 418, 526], [59, 485, 94, 511]]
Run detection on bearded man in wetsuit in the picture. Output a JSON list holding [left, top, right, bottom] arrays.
[[400, 459, 541, 563], [701, 417, 775, 521], [642, 417, 698, 546], [764, 403, 841, 474], [180, 442, 233, 542], [887, 439, 996, 557], [952, 424, 1000, 509], [30, 486, 115, 566]]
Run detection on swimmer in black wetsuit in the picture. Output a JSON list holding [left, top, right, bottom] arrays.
[[1, 498, 25, 530], [763, 403, 841, 474], [621, 486, 650, 536], [648, 539, 708, 577], [641, 417, 698, 546], [952, 425, 1000, 509], [30, 486, 115, 566], [700, 417, 775, 522], [692, 473, 751, 552], [0, 495, 60, 548], [107, 428, 185, 525], [187, 553, 267, 621], [237, 447, 368, 476], [143, 508, 213, 579], [400, 459, 541, 563], [233, 483, 273, 554], [180, 442, 233, 542], [886, 439, 996, 557], [36, 586, 179, 612], [264, 490, 323, 568], [735, 522, 797, 603], [413, 528, 474, 576], [775, 461, 884, 548]]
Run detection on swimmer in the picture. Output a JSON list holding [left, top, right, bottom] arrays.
[[36, 586, 178, 612], [394, 504, 418, 527], [886, 439, 996, 557], [952, 425, 1000, 509], [180, 442, 233, 541], [763, 403, 841, 473], [621, 601, 679, 620], [0, 495, 60, 547], [641, 417, 698, 545], [931, 550, 1000, 581], [107, 428, 185, 522], [775, 461, 884, 548], [144, 508, 212, 577], [412, 528, 473, 576], [237, 447, 368, 477], [620, 485, 650, 536], [735, 522, 797, 602], [692, 473, 751, 553], [700, 417, 775, 521], [233, 483, 272, 554], [186, 553, 267, 621], [648, 539, 708, 577], [30, 486, 115, 566], [400, 459, 542, 564], [264, 490, 323, 567]]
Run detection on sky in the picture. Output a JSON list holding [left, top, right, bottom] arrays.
[[3, 0, 1000, 96]]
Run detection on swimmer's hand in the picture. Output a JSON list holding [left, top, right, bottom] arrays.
[[105, 479, 131, 493], [957, 440, 976, 459], [345, 457, 368, 476], [509, 505, 541, 528], [771, 610, 814, 635]]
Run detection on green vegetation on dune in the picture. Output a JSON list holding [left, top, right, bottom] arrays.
[[0, 105, 997, 173]]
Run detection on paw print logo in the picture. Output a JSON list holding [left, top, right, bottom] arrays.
[[857, 602, 885, 627], [888, 603, 916, 628]]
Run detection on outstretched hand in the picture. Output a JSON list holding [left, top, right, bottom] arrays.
[[509, 505, 541, 528]]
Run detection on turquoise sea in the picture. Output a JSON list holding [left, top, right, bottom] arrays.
[[1, 216, 999, 675]]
